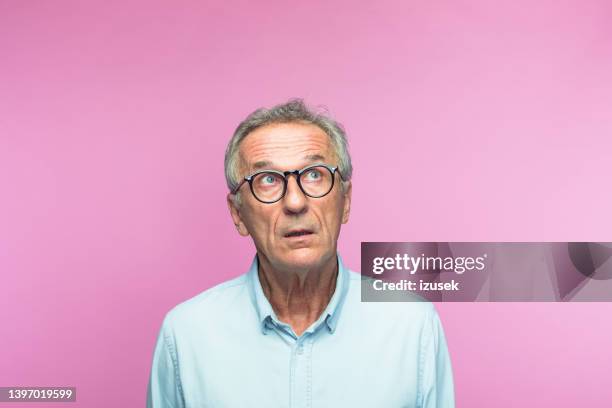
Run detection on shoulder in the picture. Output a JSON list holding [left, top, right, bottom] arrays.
[[162, 273, 251, 332], [345, 269, 438, 327]]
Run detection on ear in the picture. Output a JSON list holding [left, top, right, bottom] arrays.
[[341, 181, 352, 224], [227, 193, 250, 236]]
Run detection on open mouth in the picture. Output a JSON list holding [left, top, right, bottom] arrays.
[[284, 230, 314, 238]]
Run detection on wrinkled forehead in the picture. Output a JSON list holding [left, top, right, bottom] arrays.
[[238, 123, 336, 173]]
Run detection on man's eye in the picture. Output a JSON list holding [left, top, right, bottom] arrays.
[[261, 175, 279, 185], [305, 170, 321, 180]]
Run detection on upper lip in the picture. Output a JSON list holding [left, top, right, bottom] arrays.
[[283, 228, 315, 238]]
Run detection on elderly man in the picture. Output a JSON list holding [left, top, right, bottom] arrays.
[[147, 100, 455, 407]]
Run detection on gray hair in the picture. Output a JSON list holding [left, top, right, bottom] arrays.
[[224, 99, 353, 194]]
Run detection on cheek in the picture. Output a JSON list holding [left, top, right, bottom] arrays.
[[250, 216, 271, 238], [319, 201, 345, 238], [243, 205, 278, 241]]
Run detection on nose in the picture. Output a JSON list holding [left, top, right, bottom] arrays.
[[282, 174, 308, 215]]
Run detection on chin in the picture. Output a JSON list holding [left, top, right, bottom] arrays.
[[280, 248, 333, 271]]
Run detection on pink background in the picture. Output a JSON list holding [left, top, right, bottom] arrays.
[[1, 1, 611, 406]]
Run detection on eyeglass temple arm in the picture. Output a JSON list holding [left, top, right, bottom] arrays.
[[231, 178, 249, 195], [334, 167, 345, 181]]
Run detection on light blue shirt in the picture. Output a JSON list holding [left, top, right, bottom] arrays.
[[147, 255, 454, 407]]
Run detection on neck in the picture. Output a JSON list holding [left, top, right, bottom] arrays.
[[257, 254, 338, 337]]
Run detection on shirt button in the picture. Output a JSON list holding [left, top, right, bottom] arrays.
[[297, 345, 304, 355]]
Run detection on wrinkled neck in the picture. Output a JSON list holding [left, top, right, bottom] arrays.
[[257, 255, 338, 336]]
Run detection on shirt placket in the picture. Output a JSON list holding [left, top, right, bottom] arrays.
[[290, 333, 313, 408]]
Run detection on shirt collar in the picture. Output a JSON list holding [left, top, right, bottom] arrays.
[[247, 253, 350, 335]]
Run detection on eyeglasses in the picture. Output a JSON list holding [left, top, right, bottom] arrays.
[[231, 164, 342, 204]]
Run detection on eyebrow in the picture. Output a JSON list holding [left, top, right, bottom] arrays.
[[251, 154, 327, 170], [304, 154, 326, 163], [252, 160, 273, 170]]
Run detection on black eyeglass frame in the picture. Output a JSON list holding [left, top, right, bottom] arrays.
[[231, 164, 343, 204]]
